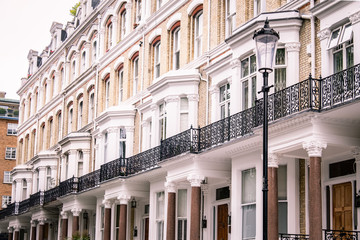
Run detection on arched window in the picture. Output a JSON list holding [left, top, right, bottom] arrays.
[[93, 41, 97, 63], [68, 105, 73, 134], [40, 123, 46, 151], [119, 4, 127, 40], [48, 117, 53, 147], [131, 54, 139, 95], [78, 98, 83, 129], [105, 77, 110, 109], [194, 10, 203, 58], [72, 60, 76, 81], [88, 90, 95, 123], [57, 112, 62, 142], [170, 23, 181, 70], [154, 41, 161, 79], [118, 68, 124, 103], [106, 18, 113, 51], [81, 51, 86, 72]]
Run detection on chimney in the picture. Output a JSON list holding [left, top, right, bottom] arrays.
[[0, 92, 6, 98]]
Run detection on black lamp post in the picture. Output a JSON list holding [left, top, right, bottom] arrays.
[[253, 18, 279, 240]]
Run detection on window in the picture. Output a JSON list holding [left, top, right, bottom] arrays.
[[177, 189, 187, 240], [100, 206, 105, 240], [106, 20, 113, 50], [180, 97, 189, 131], [8, 123, 17, 135], [104, 132, 108, 163], [2, 196, 11, 208], [92, 41, 97, 63], [78, 100, 83, 129], [135, 0, 142, 24], [194, 10, 203, 58], [115, 204, 120, 240], [156, 191, 165, 240], [57, 112, 62, 141], [49, 118, 53, 146], [278, 165, 288, 234], [255, 0, 261, 16], [105, 79, 110, 109], [72, 60, 76, 80], [36, 169, 40, 192], [119, 128, 126, 158], [51, 74, 56, 98], [78, 151, 84, 176], [5, 147, 16, 159], [22, 179, 27, 200], [88, 92, 95, 122], [46, 167, 52, 190], [40, 123, 46, 151], [68, 106, 73, 134], [219, 83, 230, 119], [61, 67, 65, 90], [154, 41, 161, 79], [172, 27, 181, 70], [274, 48, 287, 92], [225, 0, 236, 37], [159, 103, 167, 141], [81, 51, 86, 72], [65, 155, 69, 180], [242, 168, 256, 239], [120, 10, 127, 39], [3, 171, 11, 184], [118, 69, 124, 103], [133, 56, 139, 95], [329, 23, 353, 73], [44, 82, 48, 104], [241, 55, 257, 110]]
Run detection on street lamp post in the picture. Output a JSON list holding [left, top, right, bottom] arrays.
[[253, 19, 279, 240]]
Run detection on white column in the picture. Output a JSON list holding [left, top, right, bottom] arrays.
[[350, 11, 360, 65], [285, 42, 301, 85], [95, 134, 102, 169], [125, 3, 133, 37], [38, 166, 47, 191], [107, 127, 118, 161], [125, 126, 135, 157], [230, 58, 241, 113], [317, 28, 331, 77], [165, 96, 180, 137], [68, 149, 77, 178], [209, 86, 220, 123], [187, 94, 199, 128]]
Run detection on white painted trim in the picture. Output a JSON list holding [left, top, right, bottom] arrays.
[[187, 0, 203, 15], [76, 88, 84, 99], [87, 80, 95, 91], [101, 67, 111, 79], [114, 56, 125, 70], [128, 45, 140, 59], [114, 0, 128, 13], [76, 35, 89, 50], [66, 96, 74, 106], [166, 13, 182, 30], [148, 28, 162, 44], [101, 9, 115, 27]]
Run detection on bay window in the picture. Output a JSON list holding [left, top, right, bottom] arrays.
[[159, 103, 167, 141], [274, 48, 287, 92], [119, 128, 126, 158], [180, 97, 189, 132], [241, 55, 257, 110], [219, 83, 230, 119]]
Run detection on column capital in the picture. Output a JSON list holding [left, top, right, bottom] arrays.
[[150, 104, 158, 111], [230, 58, 241, 68], [13, 225, 21, 231], [30, 220, 37, 227], [187, 174, 205, 187], [71, 208, 82, 216], [7, 227, 13, 233], [117, 194, 131, 205], [61, 210, 68, 219], [352, 146, 360, 162], [39, 218, 47, 225], [303, 139, 327, 157], [26, 178, 33, 183], [317, 28, 331, 41], [165, 95, 180, 103], [285, 42, 301, 52], [165, 181, 176, 193], [187, 94, 199, 102], [102, 199, 114, 208], [268, 152, 281, 168], [106, 127, 118, 134], [350, 11, 360, 25]]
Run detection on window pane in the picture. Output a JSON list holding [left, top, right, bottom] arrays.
[[250, 55, 257, 73], [340, 24, 352, 44], [242, 80, 249, 110], [279, 202, 288, 234], [177, 189, 187, 217], [241, 58, 249, 78], [328, 29, 341, 49], [333, 50, 343, 73], [278, 165, 287, 200], [275, 49, 285, 65], [180, 98, 188, 111], [156, 192, 165, 219], [242, 168, 256, 203], [346, 45, 354, 68], [251, 76, 257, 107], [242, 204, 256, 239], [275, 68, 286, 92]]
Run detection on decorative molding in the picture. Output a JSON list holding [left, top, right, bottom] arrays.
[[317, 28, 331, 41], [187, 174, 205, 187], [268, 152, 280, 168], [125, 126, 135, 132], [285, 42, 301, 52], [209, 86, 220, 95], [30, 220, 37, 227], [349, 11, 360, 25], [352, 146, 360, 162], [187, 94, 199, 102], [107, 127, 118, 134], [165, 181, 176, 193], [102, 199, 114, 209], [230, 58, 241, 68], [165, 95, 180, 103], [38, 218, 47, 225], [71, 208, 82, 217], [302, 139, 327, 157], [201, 184, 209, 195], [60, 211, 68, 219], [118, 194, 131, 205]]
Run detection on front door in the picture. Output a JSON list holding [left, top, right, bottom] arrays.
[[333, 182, 353, 230], [217, 204, 228, 240]]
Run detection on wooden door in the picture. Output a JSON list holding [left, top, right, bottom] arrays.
[[143, 217, 149, 240], [217, 204, 228, 240], [333, 182, 353, 230]]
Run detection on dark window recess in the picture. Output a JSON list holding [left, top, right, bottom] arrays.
[[37, 57, 42, 68], [216, 186, 230, 201], [144, 204, 149, 214], [329, 159, 355, 178], [92, 0, 100, 8], [61, 30, 67, 42]]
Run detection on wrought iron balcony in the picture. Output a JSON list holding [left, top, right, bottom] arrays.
[[29, 191, 43, 207], [324, 229, 360, 240], [78, 169, 100, 192], [44, 187, 59, 204], [59, 177, 78, 197], [279, 233, 309, 240], [100, 157, 128, 182], [18, 198, 30, 214], [127, 146, 161, 175]]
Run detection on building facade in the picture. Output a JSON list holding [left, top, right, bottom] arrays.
[[0, 0, 360, 240]]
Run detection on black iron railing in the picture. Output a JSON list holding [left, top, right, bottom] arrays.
[[78, 169, 100, 192], [29, 191, 42, 207], [127, 145, 161, 175], [100, 157, 128, 182], [44, 187, 59, 204], [279, 233, 309, 240], [59, 177, 78, 197], [324, 229, 360, 240], [160, 129, 194, 160], [18, 199, 30, 214]]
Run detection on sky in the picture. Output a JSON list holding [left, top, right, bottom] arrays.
[[0, 0, 77, 100]]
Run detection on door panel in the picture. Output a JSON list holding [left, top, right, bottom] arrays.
[[333, 182, 352, 231], [217, 204, 228, 240]]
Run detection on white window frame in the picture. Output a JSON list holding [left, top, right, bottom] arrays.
[[46, 167, 52, 190], [156, 0, 162, 10], [154, 41, 161, 79], [92, 41, 97, 63], [57, 112, 62, 141], [173, 28, 180, 70], [78, 151, 84, 177], [177, 189, 188, 240], [133, 57, 139, 95], [104, 132, 108, 163], [5, 147, 16, 160], [105, 79, 110, 109], [78, 99, 83, 129], [3, 171, 11, 184], [274, 48, 287, 92], [2, 196, 11, 208], [68, 106, 73, 134], [240, 54, 257, 110], [120, 10, 127, 39], [7, 123, 17, 135], [135, 0, 142, 23], [118, 69, 124, 103], [156, 191, 165, 240], [219, 83, 231, 119], [107, 22, 113, 50], [119, 128, 126, 158], [241, 168, 256, 240], [225, 0, 236, 37], [159, 103, 167, 141], [72, 60, 76, 80], [49, 118, 53, 146], [194, 11, 203, 58]]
